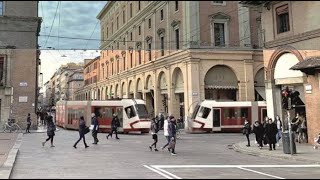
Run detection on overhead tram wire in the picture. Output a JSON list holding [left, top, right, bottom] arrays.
[[84, 20, 99, 50], [43, 1, 60, 49]]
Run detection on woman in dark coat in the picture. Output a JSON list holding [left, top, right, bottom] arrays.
[[265, 118, 278, 150], [73, 116, 89, 148], [42, 116, 56, 147], [253, 121, 264, 149]]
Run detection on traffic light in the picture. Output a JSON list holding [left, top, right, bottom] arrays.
[[281, 87, 290, 110], [290, 90, 300, 106]]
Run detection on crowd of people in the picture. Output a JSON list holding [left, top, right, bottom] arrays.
[[243, 113, 310, 151]]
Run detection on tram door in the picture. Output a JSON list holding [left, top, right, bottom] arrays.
[[116, 107, 123, 129], [212, 108, 221, 131]]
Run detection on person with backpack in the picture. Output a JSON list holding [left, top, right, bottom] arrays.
[[73, 116, 89, 149], [243, 119, 251, 147], [106, 114, 120, 140], [42, 116, 56, 147], [168, 116, 177, 155], [149, 118, 159, 151]]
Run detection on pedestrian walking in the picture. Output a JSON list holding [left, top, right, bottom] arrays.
[[26, 113, 31, 133], [161, 116, 170, 151], [265, 118, 278, 150], [275, 115, 282, 146], [242, 119, 251, 147], [42, 116, 56, 147], [159, 113, 165, 130], [252, 120, 264, 149], [91, 113, 99, 144], [149, 118, 159, 151], [297, 114, 307, 143], [313, 133, 320, 149], [168, 116, 177, 155], [73, 116, 89, 148], [106, 114, 120, 139]]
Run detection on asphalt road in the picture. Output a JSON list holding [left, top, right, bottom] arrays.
[[10, 129, 320, 179]]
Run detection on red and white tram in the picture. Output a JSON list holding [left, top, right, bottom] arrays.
[[190, 100, 267, 133], [56, 99, 151, 134]]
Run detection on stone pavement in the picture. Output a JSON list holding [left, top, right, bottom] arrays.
[[233, 139, 320, 164], [10, 129, 320, 179], [0, 133, 22, 179]]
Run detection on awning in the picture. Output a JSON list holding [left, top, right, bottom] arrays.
[[255, 87, 266, 100], [205, 85, 238, 90], [290, 56, 320, 70]]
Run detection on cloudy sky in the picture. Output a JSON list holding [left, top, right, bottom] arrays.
[[39, 1, 106, 89]]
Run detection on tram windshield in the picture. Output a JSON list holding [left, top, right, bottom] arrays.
[[135, 104, 149, 119], [191, 104, 200, 119]]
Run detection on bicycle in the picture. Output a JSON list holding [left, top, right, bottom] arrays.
[[3, 119, 22, 133]]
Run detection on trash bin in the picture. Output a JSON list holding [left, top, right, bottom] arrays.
[[282, 131, 297, 154]]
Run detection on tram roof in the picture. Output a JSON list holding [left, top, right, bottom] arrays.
[[199, 100, 267, 107]]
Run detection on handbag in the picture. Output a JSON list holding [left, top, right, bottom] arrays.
[[84, 126, 90, 134]]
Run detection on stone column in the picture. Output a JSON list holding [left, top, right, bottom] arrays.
[[184, 59, 201, 130], [244, 59, 255, 101]]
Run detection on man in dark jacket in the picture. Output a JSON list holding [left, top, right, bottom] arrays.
[[107, 114, 120, 139], [253, 121, 264, 149], [26, 113, 31, 133], [243, 119, 251, 147], [73, 116, 89, 148], [265, 118, 278, 150], [168, 116, 177, 155], [91, 113, 99, 144]]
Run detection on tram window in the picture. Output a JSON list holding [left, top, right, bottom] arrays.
[[102, 107, 113, 118], [135, 104, 148, 119], [192, 105, 200, 119], [125, 106, 136, 118], [197, 107, 211, 119], [241, 108, 248, 119], [94, 107, 103, 118]]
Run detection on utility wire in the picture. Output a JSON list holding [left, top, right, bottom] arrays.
[[43, 1, 60, 48], [84, 20, 99, 50]]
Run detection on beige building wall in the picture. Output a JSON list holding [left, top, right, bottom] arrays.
[[76, 1, 264, 131]]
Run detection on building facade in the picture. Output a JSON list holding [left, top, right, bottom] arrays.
[[68, 69, 84, 101], [46, 63, 83, 106], [242, 1, 320, 143], [77, 1, 265, 130], [0, 1, 41, 129]]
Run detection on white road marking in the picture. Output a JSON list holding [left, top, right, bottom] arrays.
[[237, 167, 285, 179], [146, 164, 320, 179], [152, 164, 320, 168], [143, 165, 174, 179], [152, 166, 182, 179]]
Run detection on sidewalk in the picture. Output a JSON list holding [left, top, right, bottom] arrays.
[[0, 133, 23, 179], [233, 139, 320, 164], [26, 125, 59, 133]]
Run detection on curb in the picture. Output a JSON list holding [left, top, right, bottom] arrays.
[[0, 133, 23, 179], [232, 142, 320, 164]]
